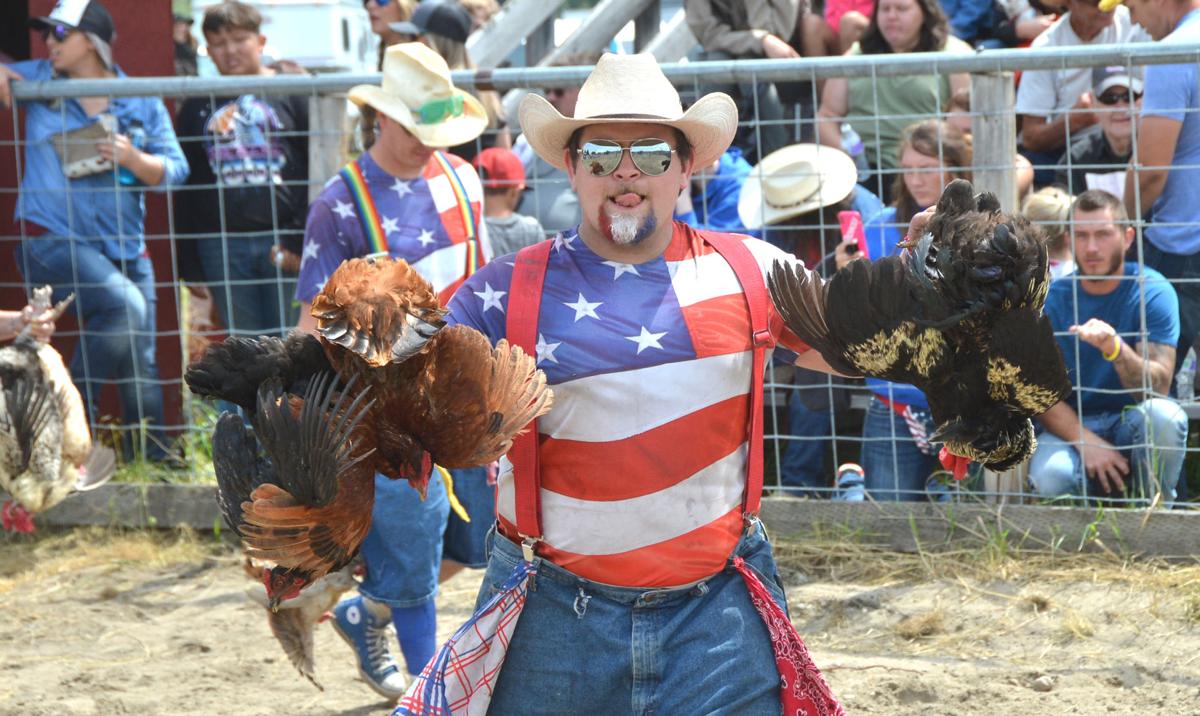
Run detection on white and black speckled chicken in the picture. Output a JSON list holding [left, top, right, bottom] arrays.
[[0, 289, 116, 532], [769, 179, 1072, 470]]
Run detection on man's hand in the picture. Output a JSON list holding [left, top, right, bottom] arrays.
[[96, 132, 142, 168], [762, 34, 800, 59], [1070, 318, 1119, 358], [0, 65, 23, 109], [905, 207, 937, 245], [1078, 430, 1128, 494], [20, 305, 56, 344]]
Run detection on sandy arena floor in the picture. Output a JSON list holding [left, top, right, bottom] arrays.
[[1, 528, 1198, 715]]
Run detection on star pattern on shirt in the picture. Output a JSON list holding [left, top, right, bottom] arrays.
[[563, 293, 602, 322], [602, 260, 640, 280], [625, 326, 667, 354], [312, 275, 329, 295], [552, 234, 577, 253], [301, 241, 321, 264], [381, 215, 400, 235], [392, 178, 413, 198], [474, 282, 507, 313], [332, 199, 355, 220], [535, 333, 561, 364], [417, 229, 436, 247]]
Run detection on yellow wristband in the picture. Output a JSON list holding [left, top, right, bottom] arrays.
[[1102, 336, 1122, 362]]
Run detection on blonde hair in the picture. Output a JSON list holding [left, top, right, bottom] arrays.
[[1021, 186, 1073, 254]]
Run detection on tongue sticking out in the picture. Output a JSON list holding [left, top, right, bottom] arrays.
[[613, 193, 642, 208]]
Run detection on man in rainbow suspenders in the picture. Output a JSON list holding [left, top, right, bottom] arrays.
[[396, 53, 845, 715], [295, 42, 494, 699]]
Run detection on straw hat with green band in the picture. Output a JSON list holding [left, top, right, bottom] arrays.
[[349, 43, 487, 149]]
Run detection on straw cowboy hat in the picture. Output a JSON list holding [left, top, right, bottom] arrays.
[[349, 43, 487, 149], [738, 144, 860, 229], [519, 53, 738, 172]]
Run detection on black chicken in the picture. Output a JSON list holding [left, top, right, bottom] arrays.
[[768, 179, 1072, 470]]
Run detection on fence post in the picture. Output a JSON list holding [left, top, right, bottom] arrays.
[[309, 94, 347, 202], [970, 71, 1017, 213], [634, 0, 661, 52], [526, 15, 555, 68]]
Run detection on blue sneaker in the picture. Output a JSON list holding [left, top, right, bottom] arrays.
[[332, 595, 411, 699], [833, 463, 866, 502]]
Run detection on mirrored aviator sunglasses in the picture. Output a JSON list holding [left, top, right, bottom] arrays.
[[578, 139, 675, 177]]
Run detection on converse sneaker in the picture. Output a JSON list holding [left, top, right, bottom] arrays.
[[332, 595, 411, 699]]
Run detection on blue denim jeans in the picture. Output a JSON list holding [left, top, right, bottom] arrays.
[[1029, 398, 1188, 502], [15, 238, 167, 460], [1142, 242, 1200, 380], [359, 471, 451, 608], [196, 232, 297, 338], [780, 391, 832, 492], [475, 521, 788, 715], [861, 397, 938, 501], [441, 466, 494, 568]]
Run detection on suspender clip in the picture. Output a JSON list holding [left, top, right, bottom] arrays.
[[519, 535, 540, 563]]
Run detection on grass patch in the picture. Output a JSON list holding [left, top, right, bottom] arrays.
[[109, 401, 219, 486]]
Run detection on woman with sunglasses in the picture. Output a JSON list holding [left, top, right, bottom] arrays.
[[0, 0, 188, 463]]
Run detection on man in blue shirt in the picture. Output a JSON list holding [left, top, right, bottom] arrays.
[[1030, 190, 1187, 503], [1114, 0, 1200, 383], [0, 0, 189, 462]]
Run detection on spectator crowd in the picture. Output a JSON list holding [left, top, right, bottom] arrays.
[[2, 0, 1197, 509]]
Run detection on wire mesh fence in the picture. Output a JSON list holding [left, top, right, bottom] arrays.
[[4, 42, 1199, 509]]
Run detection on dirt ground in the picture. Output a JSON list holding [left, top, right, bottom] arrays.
[[1, 528, 1198, 716]]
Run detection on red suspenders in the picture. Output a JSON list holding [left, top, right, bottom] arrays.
[[503, 229, 771, 557]]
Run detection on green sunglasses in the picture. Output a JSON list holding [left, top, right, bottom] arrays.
[[416, 95, 465, 125], [577, 139, 676, 177]]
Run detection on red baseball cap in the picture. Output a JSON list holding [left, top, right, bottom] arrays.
[[473, 147, 526, 189]]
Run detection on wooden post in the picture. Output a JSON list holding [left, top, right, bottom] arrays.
[[634, 0, 661, 53], [970, 72, 1018, 213], [309, 94, 348, 202], [525, 15, 555, 68]]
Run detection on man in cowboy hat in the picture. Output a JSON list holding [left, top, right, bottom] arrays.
[[396, 53, 844, 715], [294, 42, 495, 700]]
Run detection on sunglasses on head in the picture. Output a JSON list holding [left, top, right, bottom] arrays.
[[41, 23, 74, 43], [364, 0, 392, 6], [577, 139, 675, 177], [1097, 89, 1140, 105], [415, 95, 464, 125]]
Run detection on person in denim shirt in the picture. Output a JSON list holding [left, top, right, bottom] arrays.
[[0, 0, 189, 461]]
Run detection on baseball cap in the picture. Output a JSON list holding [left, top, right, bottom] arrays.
[[1092, 65, 1144, 96], [389, 2, 473, 43], [29, 0, 116, 68], [473, 147, 526, 189]]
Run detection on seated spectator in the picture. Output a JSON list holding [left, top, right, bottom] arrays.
[[1022, 185, 1075, 277], [365, 0, 418, 64], [674, 145, 757, 234], [1030, 190, 1187, 504], [2, 0, 188, 462], [473, 147, 545, 256], [1014, 0, 1146, 185], [1055, 65, 1141, 196], [986, 0, 1064, 48], [817, 0, 971, 203], [685, 0, 835, 161], [175, 1, 307, 340], [393, 0, 509, 162], [458, 0, 500, 31], [826, 0, 874, 51], [737, 144, 878, 494], [514, 52, 601, 234], [942, 0, 998, 45], [861, 120, 971, 500], [173, 13, 198, 77]]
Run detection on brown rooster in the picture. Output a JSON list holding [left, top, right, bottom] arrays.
[[769, 179, 1072, 470], [187, 256, 552, 608]]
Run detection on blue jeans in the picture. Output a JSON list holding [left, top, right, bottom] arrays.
[[1142, 241, 1200, 380], [15, 238, 167, 460], [196, 232, 297, 338], [441, 466, 494, 568], [359, 471, 451, 608], [475, 521, 787, 715], [1029, 398, 1188, 502], [861, 397, 938, 501], [780, 391, 832, 492]]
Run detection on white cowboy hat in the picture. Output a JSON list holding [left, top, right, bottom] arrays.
[[738, 144, 860, 229], [519, 53, 738, 172], [349, 43, 487, 149]]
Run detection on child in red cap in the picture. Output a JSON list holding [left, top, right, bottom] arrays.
[[473, 147, 546, 256]]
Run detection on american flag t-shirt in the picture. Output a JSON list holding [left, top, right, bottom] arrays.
[[447, 222, 811, 588]]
